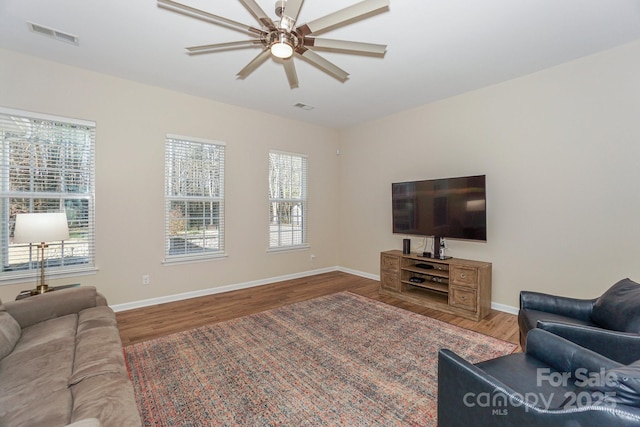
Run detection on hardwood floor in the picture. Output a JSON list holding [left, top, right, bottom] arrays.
[[116, 271, 520, 349]]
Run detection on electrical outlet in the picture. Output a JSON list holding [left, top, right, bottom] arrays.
[[142, 274, 150, 285], [310, 254, 316, 261]]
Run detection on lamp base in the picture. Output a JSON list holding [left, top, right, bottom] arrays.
[[31, 284, 52, 295]]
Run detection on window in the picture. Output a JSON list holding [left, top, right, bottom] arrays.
[[268, 151, 308, 250], [164, 135, 225, 262], [0, 107, 95, 282]]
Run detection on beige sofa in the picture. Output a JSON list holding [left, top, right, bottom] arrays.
[[0, 286, 141, 426]]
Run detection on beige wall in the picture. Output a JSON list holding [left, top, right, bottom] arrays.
[[0, 49, 340, 305], [3, 40, 640, 309], [337, 40, 640, 308]]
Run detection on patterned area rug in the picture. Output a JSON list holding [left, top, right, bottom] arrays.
[[124, 292, 517, 426]]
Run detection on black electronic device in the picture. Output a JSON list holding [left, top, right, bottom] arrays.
[[392, 174, 486, 241], [409, 277, 426, 283], [415, 263, 434, 269], [403, 238, 410, 254]]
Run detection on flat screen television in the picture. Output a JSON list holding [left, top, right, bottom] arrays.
[[392, 174, 486, 241]]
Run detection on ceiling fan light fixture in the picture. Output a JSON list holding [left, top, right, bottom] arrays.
[[270, 33, 294, 59], [161, 0, 390, 87]]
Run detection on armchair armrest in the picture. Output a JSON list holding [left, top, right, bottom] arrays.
[[525, 328, 622, 373], [537, 320, 640, 365], [4, 286, 106, 328], [520, 291, 596, 321], [438, 348, 543, 427], [437, 347, 640, 427]]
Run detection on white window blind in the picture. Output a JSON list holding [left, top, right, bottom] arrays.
[[164, 135, 225, 262], [0, 107, 96, 281], [268, 151, 308, 250]]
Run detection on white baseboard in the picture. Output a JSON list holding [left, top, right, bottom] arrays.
[[110, 266, 337, 312], [491, 301, 519, 315], [336, 266, 380, 281], [111, 265, 520, 316]]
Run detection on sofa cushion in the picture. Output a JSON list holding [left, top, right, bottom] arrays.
[[9, 312, 77, 355], [591, 278, 640, 332], [70, 307, 128, 385], [0, 388, 72, 427], [0, 314, 77, 412], [0, 301, 21, 359], [68, 419, 102, 427], [71, 374, 142, 427], [590, 360, 640, 408]]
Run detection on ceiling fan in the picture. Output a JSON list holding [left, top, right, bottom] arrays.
[[157, 0, 389, 88]]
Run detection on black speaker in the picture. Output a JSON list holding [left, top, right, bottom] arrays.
[[402, 238, 411, 254]]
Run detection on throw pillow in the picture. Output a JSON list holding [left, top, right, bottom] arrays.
[[0, 306, 21, 359], [591, 278, 640, 332]]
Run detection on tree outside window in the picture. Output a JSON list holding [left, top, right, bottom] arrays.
[[0, 108, 95, 280], [164, 135, 225, 262], [268, 151, 307, 249]]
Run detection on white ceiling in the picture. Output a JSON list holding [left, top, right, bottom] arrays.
[[2, 0, 640, 128]]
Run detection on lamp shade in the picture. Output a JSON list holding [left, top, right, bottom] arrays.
[[13, 212, 70, 244]]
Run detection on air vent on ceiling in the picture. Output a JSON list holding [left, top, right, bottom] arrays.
[[293, 103, 314, 111], [28, 22, 79, 45]]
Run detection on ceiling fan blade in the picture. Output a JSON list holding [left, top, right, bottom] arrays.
[[296, 0, 389, 36], [186, 40, 263, 55], [279, 0, 304, 29], [237, 49, 272, 79], [238, 0, 277, 30], [158, 0, 264, 36], [298, 49, 349, 82], [304, 38, 386, 56], [282, 59, 299, 89]]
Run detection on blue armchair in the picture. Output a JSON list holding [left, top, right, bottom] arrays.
[[438, 328, 640, 426], [518, 278, 640, 364]]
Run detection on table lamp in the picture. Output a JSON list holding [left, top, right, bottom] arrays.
[[13, 212, 70, 294]]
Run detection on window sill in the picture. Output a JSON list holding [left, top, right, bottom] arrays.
[[162, 253, 228, 266], [267, 244, 310, 254], [0, 266, 98, 286]]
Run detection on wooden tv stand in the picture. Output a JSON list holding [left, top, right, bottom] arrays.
[[379, 250, 492, 321]]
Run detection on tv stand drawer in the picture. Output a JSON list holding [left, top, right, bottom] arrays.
[[451, 266, 478, 288], [449, 286, 477, 311], [381, 272, 400, 291], [381, 253, 400, 272]]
